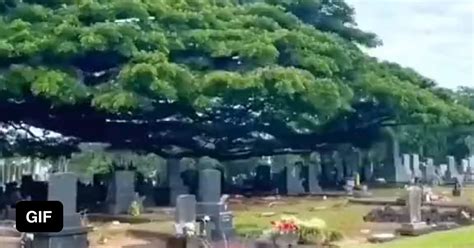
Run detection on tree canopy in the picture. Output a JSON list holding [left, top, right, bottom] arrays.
[[1, 0, 473, 160]]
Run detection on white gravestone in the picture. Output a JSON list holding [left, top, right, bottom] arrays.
[[411, 154, 422, 178]]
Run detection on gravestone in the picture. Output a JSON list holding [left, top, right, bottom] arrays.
[[254, 165, 272, 192], [320, 153, 335, 185], [141, 181, 155, 207], [378, 131, 410, 183], [397, 185, 431, 236], [334, 153, 344, 184], [286, 163, 305, 195], [446, 156, 462, 182], [461, 159, 469, 173], [198, 169, 221, 202], [466, 156, 474, 182], [196, 169, 234, 241], [33, 173, 90, 248], [168, 159, 189, 206], [424, 158, 438, 185], [439, 164, 448, 178], [384, 151, 412, 183], [307, 153, 322, 194], [175, 195, 197, 236], [343, 149, 360, 177], [469, 156, 474, 171], [402, 154, 410, 173], [105, 170, 136, 215], [411, 154, 422, 179], [362, 156, 374, 183]]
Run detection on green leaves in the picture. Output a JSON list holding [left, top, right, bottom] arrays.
[[92, 90, 140, 113], [0, 0, 472, 157]]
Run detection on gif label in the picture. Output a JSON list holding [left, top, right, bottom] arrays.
[[16, 201, 63, 232]]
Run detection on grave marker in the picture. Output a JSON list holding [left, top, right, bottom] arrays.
[[308, 153, 322, 194], [424, 158, 438, 185], [32, 173, 90, 248], [398, 185, 431, 236], [105, 170, 136, 215], [446, 156, 462, 182], [168, 159, 189, 206], [196, 169, 234, 241], [286, 163, 305, 195], [411, 154, 422, 179], [175, 195, 197, 236]]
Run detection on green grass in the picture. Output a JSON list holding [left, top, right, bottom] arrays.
[[357, 226, 474, 248], [91, 186, 474, 247], [234, 198, 374, 237], [234, 185, 474, 238]]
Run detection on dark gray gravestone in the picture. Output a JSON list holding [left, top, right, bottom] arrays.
[[106, 170, 135, 215], [308, 153, 322, 194], [198, 169, 220, 202], [343, 149, 360, 177], [175, 195, 196, 224], [254, 165, 272, 192], [196, 169, 234, 242], [362, 162, 374, 183], [334, 153, 344, 184], [168, 159, 189, 206], [286, 163, 304, 195], [321, 153, 335, 185], [379, 131, 411, 183], [33, 173, 90, 248]]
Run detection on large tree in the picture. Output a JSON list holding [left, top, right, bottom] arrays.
[[1, 0, 473, 160]]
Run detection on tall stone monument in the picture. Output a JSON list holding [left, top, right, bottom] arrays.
[[168, 159, 189, 206], [307, 152, 322, 194], [286, 163, 305, 195], [398, 185, 431, 236], [379, 129, 410, 183], [411, 154, 422, 178], [446, 156, 462, 182], [33, 173, 90, 248], [105, 170, 136, 215], [196, 169, 234, 241]]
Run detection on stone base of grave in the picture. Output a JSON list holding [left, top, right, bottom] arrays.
[[4, 207, 16, 221], [32, 214, 91, 248], [196, 203, 234, 241], [32, 226, 90, 248], [397, 222, 432, 236], [367, 233, 396, 243], [452, 189, 462, 197], [432, 222, 459, 231], [0, 224, 22, 248], [353, 190, 373, 198]]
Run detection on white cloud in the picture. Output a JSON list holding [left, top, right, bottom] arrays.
[[346, 0, 474, 88]]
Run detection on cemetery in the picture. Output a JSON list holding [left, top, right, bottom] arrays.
[[1, 0, 474, 247], [1, 150, 474, 247]]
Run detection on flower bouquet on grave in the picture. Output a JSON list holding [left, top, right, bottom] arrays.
[[270, 217, 300, 247]]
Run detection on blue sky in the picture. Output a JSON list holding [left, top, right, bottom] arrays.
[[346, 0, 474, 89]]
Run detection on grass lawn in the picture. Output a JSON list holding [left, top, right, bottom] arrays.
[[233, 198, 374, 237], [234, 186, 474, 237], [357, 226, 474, 248], [89, 186, 474, 247]]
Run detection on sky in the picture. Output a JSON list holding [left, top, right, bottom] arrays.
[[345, 0, 474, 89]]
